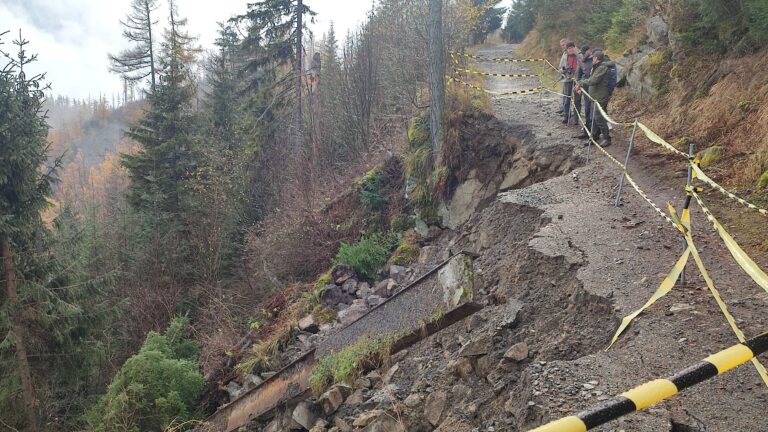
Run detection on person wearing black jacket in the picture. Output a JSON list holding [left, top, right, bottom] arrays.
[[575, 45, 593, 139]]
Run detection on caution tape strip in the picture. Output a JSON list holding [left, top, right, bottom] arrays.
[[454, 68, 539, 78], [635, 122, 692, 159], [448, 51, 545, 62], [690, 189, 768, 295], [579, 88, 633, 127], [447, 76, 542, 96], [528, 331, 768, 432], [691, 164, 768, 216]]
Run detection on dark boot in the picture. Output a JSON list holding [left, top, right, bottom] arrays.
[[600, 133, 612, 147]]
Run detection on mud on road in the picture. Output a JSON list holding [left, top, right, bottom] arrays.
[[447, 44, 768, 431]]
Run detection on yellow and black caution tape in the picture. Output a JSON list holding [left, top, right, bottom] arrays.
[[691, 164, 768, 216], [447, 76, 541, 96], [579, 88, 633, 127], [453, 68, 539, 78], [632, 122, 767, 217], [448, 51, 545, 63], [528, 331, 768, 432], [690, 188, 768, 294]]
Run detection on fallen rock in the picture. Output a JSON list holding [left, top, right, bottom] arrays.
[[292, 401, 320, 430], [504, 342, 529, 362], [353, 410, 386, 427], [309, 418, 328, 432], [424, 391, 448, 426], [647, 15, 669, 46], [337, 302, 368, 326], [345, 388, 365, 407], [383, 363, 400, 384], [342, 278, 359, 294], [242, 373, 264, 391], [366, 295, 385, 308], [437, 254, 474, 307], [318, 384, 353, 415], [669, 303, 694, 313], [321, 285, 345, 307], [459, 333, 492, 357], [389, 265, 408, 283], [448, 357, 474, 380], [358, 282, 372, 298], [363, 414, 404, 432], [404, 392, 424, 409], [435, 416, 473, 432], [225, 381, 241, 401], [333, 416, 353, 432], [299, 315, 319, 333], [332, 264, 356, 284]]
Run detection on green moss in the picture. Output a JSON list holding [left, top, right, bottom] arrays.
[[758, 171, 768, 189], [642, 49, 673, 95], [312, 304, 337, 324], [698, 146, 724, 168], [391, 238, 419, 266], [309, 335, 398, 395], [407, 116, 430, 148]]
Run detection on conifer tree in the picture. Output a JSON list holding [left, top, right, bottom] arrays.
[[109, 0, 160, 91]]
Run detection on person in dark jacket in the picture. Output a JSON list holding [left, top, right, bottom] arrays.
[[575, 48, 614, 147], [575, 45, 593, 139]]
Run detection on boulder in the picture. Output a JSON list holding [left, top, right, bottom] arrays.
[[448, 357, 474, 381], [357, 282, 372, 298], [362, 414, 404, 432], [242, 373, 264, 391], [389, 265, 408, 283], [321, 285, 345, 307], [332, 264, 356, 284], [342, 278, 359, 294], [292, 401, 320, 430], [404, 392, 424, 409], [337, 302, 368, 326], [345, 388, 365, 407], [647, 16, 669, 46], [309, 419, 328, 432], [353, 410, 386, 427], [225, 381, 241, 401], [437, 255, 474, 307], [299, 315, 319, 333], [366, 295, 385, 308], [503, 342, 529, 362], [333, 416, 353, 432], [458, 333, 492, 357], [424, 391, 447, 426], [319, 384, 353, 415], [698, 146, 723, 168], [374, 279, 397, 298]]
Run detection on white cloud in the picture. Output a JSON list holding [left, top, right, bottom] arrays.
[[1, 0, 374, 100]]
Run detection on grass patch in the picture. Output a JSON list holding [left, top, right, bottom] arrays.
[[334, 233, 395, 280], [312, 304, 337, 324], [309, 334, 399, 395]]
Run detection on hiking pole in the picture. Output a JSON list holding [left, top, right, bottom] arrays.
[[614, 119, 639, 207], [679, 142, 695, 286], [528, 331, 768, 432]]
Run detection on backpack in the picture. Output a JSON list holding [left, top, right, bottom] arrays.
[[607, 63, 618, 96]]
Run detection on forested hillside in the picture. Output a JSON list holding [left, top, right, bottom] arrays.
[[0, 0, 504, 430]]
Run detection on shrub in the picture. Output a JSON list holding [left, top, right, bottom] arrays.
[[358, 169, 389, 211], [605, 0, 647, 52], [333, 234, 394, 280], [390, 213, 416, 232], [86, 317, 204, 432]]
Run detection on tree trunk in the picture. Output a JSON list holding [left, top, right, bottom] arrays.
[[295, 0, 304, 152], [145, 0, 156, 92], [428, 0, 445, 167], [2, 242, 40, 432]]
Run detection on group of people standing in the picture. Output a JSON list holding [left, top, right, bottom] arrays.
[[556, 39, 617, 147]]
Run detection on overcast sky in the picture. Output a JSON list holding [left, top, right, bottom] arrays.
[[0, 0, 385, 100]]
